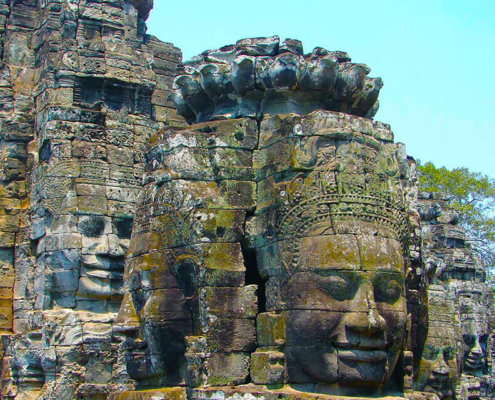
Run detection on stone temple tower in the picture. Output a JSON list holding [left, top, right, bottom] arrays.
[[0, 2, 493, 400], [0, 1, 182, 398]]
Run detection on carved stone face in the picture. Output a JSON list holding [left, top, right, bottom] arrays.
[[123, 315, 189, 386], [76, 215, 131, 303], [416, 343, 459, 399], [414, 286, 460, 399], [456, 288, 490, 377], [282, 234, 407, 387], [37, 213, 132, 310], [117, 233, 196, 387], [462, 330, 488, 376]]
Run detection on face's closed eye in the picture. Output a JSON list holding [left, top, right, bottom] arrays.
[[316, 271, 361, 301], [78, 216, 106, 237], [115, 217, 133, 239], [442, 346, 455, 361], [463, 334, 476, 347], [480, 334, 489, 345], [422, 345, 440, 361], [373, 273, 403, 304]]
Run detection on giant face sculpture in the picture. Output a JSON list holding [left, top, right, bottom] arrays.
[[416, 343, 458, 399], [115, 184, 201, 388], [254, 117, 412, 392], [31, 163, 134, 311], [414, 285, 461, 399], [283, 233, 406, 386], [456, 286, 490, 377], [76, 214, 131, 303], [462, 328, 488, 376]]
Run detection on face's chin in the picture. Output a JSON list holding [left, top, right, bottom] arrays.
[[424, 382, 453, 400], [288, 347, 338, 384], [465, 355, 485, 373], [124, 343, 161, 381], [122, 332, 158, 381], [124, 325, 188, 386], [337, 348, 391, 385], [126, 358, 162, 382]]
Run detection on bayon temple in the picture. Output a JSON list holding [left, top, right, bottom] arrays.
[[0, 1, 493, 399]]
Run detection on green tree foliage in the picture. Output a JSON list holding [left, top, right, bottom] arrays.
[[418, 162, 495, 269]]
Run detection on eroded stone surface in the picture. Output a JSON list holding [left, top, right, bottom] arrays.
[[418, 194, 494, 399], [0, 0, 182, 398], [0, 11, 492, 400]]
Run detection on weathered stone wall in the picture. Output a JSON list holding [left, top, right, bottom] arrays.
[[0, 0, 38, 338], [0, 3, 492, 399], [0, 0, 182, 398], [113, 37, 425, 399]]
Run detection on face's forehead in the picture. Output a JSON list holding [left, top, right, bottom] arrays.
[[298, 234, 360, 271], [298, 234, 404, 274], [357, 235, 404, 273]]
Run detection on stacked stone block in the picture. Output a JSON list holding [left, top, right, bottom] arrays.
[[1, 0, 182, 398], [0, 0, 37, 339]]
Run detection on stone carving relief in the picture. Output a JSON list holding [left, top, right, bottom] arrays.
[[413, 285, 461, 400], [113, 100, 422, 398], [0, 2, 492, 398], [419, 194, 494, 400], [249, 114, 415, 396], [0, 0, 182, 398], [171, 36, 383, 124]]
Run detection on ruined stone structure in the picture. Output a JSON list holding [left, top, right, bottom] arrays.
[[0, 2, 493, 400], [418, 195, 495, 399], [0, 1, 182, 398]]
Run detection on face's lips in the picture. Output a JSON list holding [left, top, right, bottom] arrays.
[[333, 340, 387, 350], [124, 344, 147, 362], [126, 352, 146, 362], [82, 254, 125, 271], [332, 340, 388, 362], [465, 357, 484, 368], [336, 348, 388, 362], [18, 374, 45, 383], [427, 374, 449, 386]]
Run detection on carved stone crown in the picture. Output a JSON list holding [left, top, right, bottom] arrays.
[[172, 36, 383, 124]]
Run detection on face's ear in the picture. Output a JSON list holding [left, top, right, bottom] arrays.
[[114, 291, 140, 336]]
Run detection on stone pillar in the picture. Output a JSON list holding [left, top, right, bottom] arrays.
[[0, 0, 182, 398]]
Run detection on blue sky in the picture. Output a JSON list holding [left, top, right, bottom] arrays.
[[147, 0, 495, 177]]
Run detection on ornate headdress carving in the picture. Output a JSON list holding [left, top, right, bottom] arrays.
[[271, 134, 410, 276]]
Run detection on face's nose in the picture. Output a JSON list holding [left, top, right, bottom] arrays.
[[114, 292, 140, 337], [108, 233, 125, 257], [431, 354, 449, 377], [339, 279, 387, 349], [89, 234, 125, 257], [345, 278, 386, 333], [470, 338, 483, 356]]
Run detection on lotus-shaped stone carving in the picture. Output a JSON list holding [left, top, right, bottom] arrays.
[[172, 36, 383, 124]]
